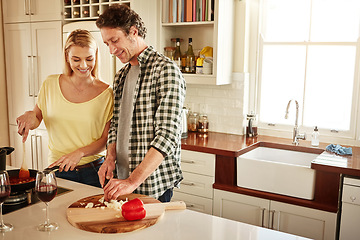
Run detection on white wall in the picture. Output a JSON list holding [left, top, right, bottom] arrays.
[[184, 73, 249, 135], [184, 1, 250, 136]]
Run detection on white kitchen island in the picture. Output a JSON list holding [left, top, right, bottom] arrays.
[[1, 178, 310, 240]]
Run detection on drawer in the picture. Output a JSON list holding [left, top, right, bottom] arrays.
[[175, 171, 214, 198], [344, 177, 360, 187], [181, 150, 215, 176], [342, 185, 360, 205], [172, 191, 213, 215]]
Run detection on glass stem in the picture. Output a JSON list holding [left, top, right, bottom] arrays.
[[45, 202, 50, 225], [0, 203, 3, 226]]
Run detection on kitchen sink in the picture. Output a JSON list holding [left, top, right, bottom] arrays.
[[237, 143, 323, 200]]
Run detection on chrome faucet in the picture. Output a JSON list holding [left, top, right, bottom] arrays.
[[285, 100, 306, 145]]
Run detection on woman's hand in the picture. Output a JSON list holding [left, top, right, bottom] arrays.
[[16, 111, 39, 142], [16, 105, 43, 143], [48, 150, 83, 172]]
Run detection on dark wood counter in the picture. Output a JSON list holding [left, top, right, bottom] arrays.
[[181, 132, 360, 176], [181, 132, 360, 213]]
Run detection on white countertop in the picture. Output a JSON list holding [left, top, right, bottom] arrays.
[[1, 178, 310, 240]]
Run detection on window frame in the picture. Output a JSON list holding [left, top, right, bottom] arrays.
[[248, 0, 360, 146]]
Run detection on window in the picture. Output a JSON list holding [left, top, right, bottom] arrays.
[[253, 0, 360, 141]]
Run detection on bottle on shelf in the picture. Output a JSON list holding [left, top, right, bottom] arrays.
[[82, 10, 89, 17], [181, 52, 187, 73], [311, 126, 320, 147], [185, 38, 195, 73], [73, 10, 80, 17], [174, 38, 182, 70]]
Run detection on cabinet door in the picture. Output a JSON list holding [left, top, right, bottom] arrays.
[[271, 201, 336, 240], [4, 23, 34, 125], [173, 191, 213, 215], [91, 30, 115, 85], [213, 190, 270, 228], [29, 0, 62, 22], [2, 0, 31, 23], [9, 125, 34, 169], [31, 21, 62, 99], [2, 0, 62, 23], [31, 129, 49, 170]]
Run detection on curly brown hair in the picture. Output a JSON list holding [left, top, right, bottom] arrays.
[[96, 4, 147, 39]]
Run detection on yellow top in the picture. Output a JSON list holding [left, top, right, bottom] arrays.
[[37, 74, 114, 165]]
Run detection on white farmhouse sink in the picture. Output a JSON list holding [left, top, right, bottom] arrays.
[[237, 146, 321, 200]]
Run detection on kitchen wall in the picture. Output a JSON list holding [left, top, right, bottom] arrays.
[[0, 2, 9, 147], [184, 1, 250, 135]]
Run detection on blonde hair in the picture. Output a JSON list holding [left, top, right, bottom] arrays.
[[63, 29, 99, 78]]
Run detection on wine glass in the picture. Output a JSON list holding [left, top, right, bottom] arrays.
[[0, 170, 13, 232], [35, 171, 58, 231]]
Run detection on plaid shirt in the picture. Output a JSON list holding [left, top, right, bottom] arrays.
[[108, 46, 186, 198]]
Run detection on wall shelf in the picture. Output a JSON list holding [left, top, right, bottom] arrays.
[[63, 0, 130, 21]]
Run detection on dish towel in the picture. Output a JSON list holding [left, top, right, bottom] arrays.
[[326, 144, 352, 156]]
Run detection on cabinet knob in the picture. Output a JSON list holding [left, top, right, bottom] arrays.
[[350, 196, 356, 202]]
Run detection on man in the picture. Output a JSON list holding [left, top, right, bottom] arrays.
[[96, 4, 186, 202]]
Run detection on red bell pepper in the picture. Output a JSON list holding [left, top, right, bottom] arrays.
[[121, 198, 146, 221]]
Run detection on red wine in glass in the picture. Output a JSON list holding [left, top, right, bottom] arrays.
[[35, 171, 58, 231], [0, 188, 10, 203], [0, 171, 13, 232], [36, 185, 57, 203]]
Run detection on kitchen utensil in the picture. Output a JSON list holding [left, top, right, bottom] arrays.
[[35, 171, 58, 231], [19, 143, 30, 179], [181, 107, 188, 138], [43, 166, 60, 174], [0, 147, 14, 171], [66, 194, 186, 233]]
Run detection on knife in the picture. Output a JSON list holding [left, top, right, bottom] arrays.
[[43, 165, 60, 173], [103, 178, 110, 188]]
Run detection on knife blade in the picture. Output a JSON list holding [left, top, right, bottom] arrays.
[[43, 165, 60, 173], [103, 178, 110, 188]]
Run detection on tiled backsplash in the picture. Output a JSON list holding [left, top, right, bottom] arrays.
[[184, 72, 249, 135]]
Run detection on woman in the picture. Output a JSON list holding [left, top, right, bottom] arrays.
[[16, 29, 114, 188]]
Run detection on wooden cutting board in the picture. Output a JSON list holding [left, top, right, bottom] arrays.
[[66, 193, 185, 233]]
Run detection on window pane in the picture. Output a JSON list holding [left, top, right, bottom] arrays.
[[303, 46, 356, 130], [259, 45, 306, 124], [311, 0, 360, 42], [261, 0, 311, 42]]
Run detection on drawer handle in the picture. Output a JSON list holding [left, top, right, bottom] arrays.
[[182, 160, 195, 164], [182, 181, 195, 186], [350, 196, 356, 202]]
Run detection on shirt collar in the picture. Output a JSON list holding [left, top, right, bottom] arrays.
[[137, 46, 154, 65]]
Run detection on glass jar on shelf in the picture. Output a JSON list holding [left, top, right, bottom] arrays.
[[198, 114, 209, 133], [164, 47, 175, 60], [187, 112, 199, 132]]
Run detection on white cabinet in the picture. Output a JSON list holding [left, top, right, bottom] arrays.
[[9, 126, 49, 170], [160, 0, 234, 85], [2, 0, 62, 23], [339, 177, 360, 240], [213, 190, 337, 240], [172, 150, 215, 214], [4, 21, 62, 126], [3, 2, 62, 170]]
